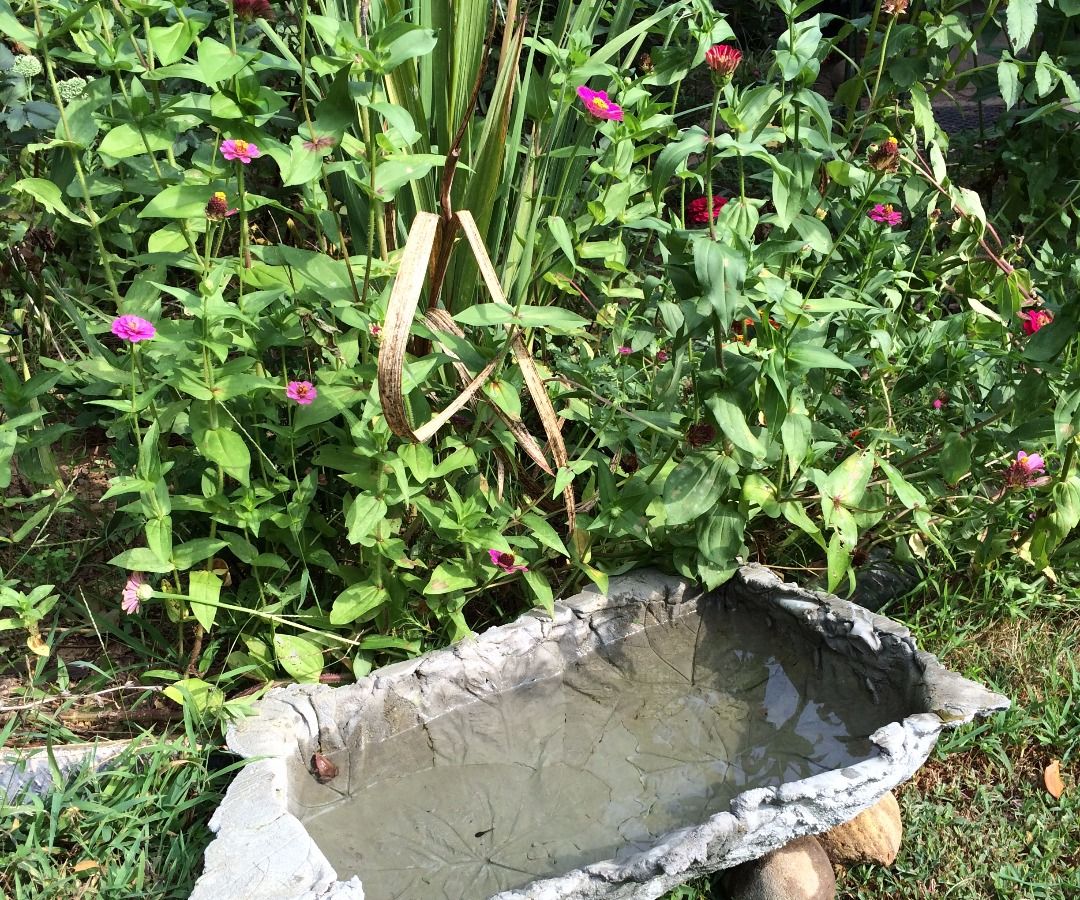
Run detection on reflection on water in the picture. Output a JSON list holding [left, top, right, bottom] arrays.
[[301, 598, 901, 900]]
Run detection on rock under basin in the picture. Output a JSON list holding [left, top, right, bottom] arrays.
[[190, 566, 1008, 900]]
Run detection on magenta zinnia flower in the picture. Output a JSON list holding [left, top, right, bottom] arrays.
[[488, 549, 528, 574], [577, 86, 623, 122], [1021, 308, 1053, 336], [220, 138, 261, 164], [617, 345, 632, 355], [111, 315, 156, 343], [286, 380, 317, 405], [1004, 450, 1049, 489], [704, 44, 742, 80], [687, 195, 729, 225], [868, 203, 903, 227], [656, 349, 669, 363], [122, 572, 147, 614]]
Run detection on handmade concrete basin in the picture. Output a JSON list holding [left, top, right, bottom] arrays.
[[190, 565, 1008, 900]]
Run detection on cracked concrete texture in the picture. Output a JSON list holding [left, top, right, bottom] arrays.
[[190, 565, 1008, 900]]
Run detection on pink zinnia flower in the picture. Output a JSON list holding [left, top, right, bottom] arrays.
[[617, 345, 632, 355], [704, 44, 742, 79], [656, 349, 669, 363], [488, 549, 528, 574], [220, 138, 261, 164], [932, 398, 944, 410], [577, 86, 623, 122], [111, 315, 156, 343], [286, 380, 317, 405], [121, 572, 148, 614], [687, 195, 729, 225], [1020, 308, 1053, 336], [868, 203, 903, 227], [1004, 450, 1049, 489]]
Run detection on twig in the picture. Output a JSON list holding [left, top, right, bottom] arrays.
[[0, 685, 165, 714]]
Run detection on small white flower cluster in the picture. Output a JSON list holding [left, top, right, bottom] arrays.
[[11, 54, 43, 78], [57, 76, 87, 101]]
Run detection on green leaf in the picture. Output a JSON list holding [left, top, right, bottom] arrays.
[[1052, 476, 1080, 535], [188, 570, 222, 632], [826, 532, 851, 594], [824, 451, 875, 509], [198, 426, 251, 485], [172, 538, 227, 570], [546, 216, 576, 267], [706, 392, 765, 458], [771, 150, 816, 232], [663, 453, 727, 527], [780, 410, 811, 477], [371, 154, 443, 201], [652, 127, 708, 200], [787, 343, 857, 372], [273, 634, 324, 682], [997, 60, 1021, 110], [12, 178, 89, 225], [197, 38, 250, 85], [148, 21, 198, 66], [522, 512, 569, 557], [694, 238, 747, 325], [425, 561, 476, 595], [98, 123, 174, 159], [163, 678, 224, 712], [938, 432, 971, 485], [345, 493, 387, 546], [781, 501, 825, 548], [696, 503, 744, 564], [523, 569, 554, 614], [139, 184, 214, 219], [329, 581, 389, 625], [877, 457, 926, 510], [1006, 0, 1038, 52], [279, 134, 326, 187], [109, 547, 173, 573], [741, 473, 780, 517]]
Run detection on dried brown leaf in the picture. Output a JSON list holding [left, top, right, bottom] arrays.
[[1044, 759, 1065, 799]]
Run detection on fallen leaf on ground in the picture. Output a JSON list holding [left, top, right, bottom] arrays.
[[1044, 759, 1065, 799], [73, 859, 99, 873]]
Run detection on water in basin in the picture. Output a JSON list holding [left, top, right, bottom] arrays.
[[299, 597, 904, 899]]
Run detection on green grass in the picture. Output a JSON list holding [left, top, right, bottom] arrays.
[[0, 718, 234, 900], [2, 566, 1076, 899]]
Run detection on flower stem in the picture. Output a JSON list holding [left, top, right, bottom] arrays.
[[705, 89, 722, 242]]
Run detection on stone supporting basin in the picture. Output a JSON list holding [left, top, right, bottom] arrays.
[[190, 565, 1008, 900]]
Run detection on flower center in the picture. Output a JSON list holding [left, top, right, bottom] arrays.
[[233, 139, 249, 153], [882, 204, 894, 214], [592, 98, 609, 111], [213, 191, 226, 201]]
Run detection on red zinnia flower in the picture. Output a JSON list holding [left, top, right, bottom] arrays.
[[1020, 308, 1053, 336], [687, 195, 728, 225], [232, 0, 273, 21]]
